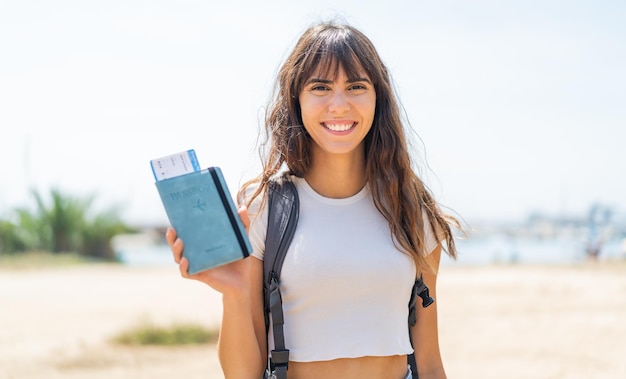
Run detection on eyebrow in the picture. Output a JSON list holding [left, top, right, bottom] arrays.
[[306, 77, 372, 85]]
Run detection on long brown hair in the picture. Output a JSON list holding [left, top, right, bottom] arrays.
[[238, 21, 459, 273]]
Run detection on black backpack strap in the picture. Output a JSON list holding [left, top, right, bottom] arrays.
[[263, 176, 299, 379], [407, 274, 435, 379]]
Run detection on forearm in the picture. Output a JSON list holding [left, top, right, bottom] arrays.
[[218, 294, 265, 379]]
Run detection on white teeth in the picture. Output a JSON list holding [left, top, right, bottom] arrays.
[[325, 123, 353, 131]]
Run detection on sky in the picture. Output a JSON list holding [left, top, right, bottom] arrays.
[[1, 0, 625, 228]]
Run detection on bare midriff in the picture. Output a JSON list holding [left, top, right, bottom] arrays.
[[286, 354, 407, 379]]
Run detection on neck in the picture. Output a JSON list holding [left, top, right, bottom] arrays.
[[304, 148, 367, 199]]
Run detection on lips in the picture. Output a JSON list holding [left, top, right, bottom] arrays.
[[323, 122, 356, 132]]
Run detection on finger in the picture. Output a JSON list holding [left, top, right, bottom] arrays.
[[165, 227, 177, 246], [238, 205, 250, 231], [178, 256, 190, 278], [172, 238, 184, 263]]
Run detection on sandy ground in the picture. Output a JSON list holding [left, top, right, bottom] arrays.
[[1, 261, 625, 379]]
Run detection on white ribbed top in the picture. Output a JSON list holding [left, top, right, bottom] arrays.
[[249, 176, 438, 362]]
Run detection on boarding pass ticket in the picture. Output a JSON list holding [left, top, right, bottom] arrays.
[[150, 149, 201, 181]]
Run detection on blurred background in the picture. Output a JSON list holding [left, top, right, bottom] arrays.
[[1, 0, 625, 265]]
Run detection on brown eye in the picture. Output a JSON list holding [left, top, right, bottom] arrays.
[[310, 84, 332, 93]]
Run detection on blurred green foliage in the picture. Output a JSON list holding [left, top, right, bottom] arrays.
[[112, 323, 219, 346], [0, 188, 136, 260]]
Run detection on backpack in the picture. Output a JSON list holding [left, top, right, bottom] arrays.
[[262, 176, 434, 379]]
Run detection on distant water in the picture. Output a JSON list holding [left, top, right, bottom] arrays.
[[441, 235, 625, 266], [117, 236, 626, 267], [116, 243, 175, 267]]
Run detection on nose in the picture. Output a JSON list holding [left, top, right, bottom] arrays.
[[328, 90, 350, 114]]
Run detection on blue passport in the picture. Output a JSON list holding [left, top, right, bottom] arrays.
[[155, 167, 252, 274]]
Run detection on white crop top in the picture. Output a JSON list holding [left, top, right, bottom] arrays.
[[248, 176, 439, 362]]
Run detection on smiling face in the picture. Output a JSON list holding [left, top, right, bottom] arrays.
[[299, 64, 376, 159]]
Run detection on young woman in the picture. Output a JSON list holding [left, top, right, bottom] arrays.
[[166, 21, 459, 379]]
